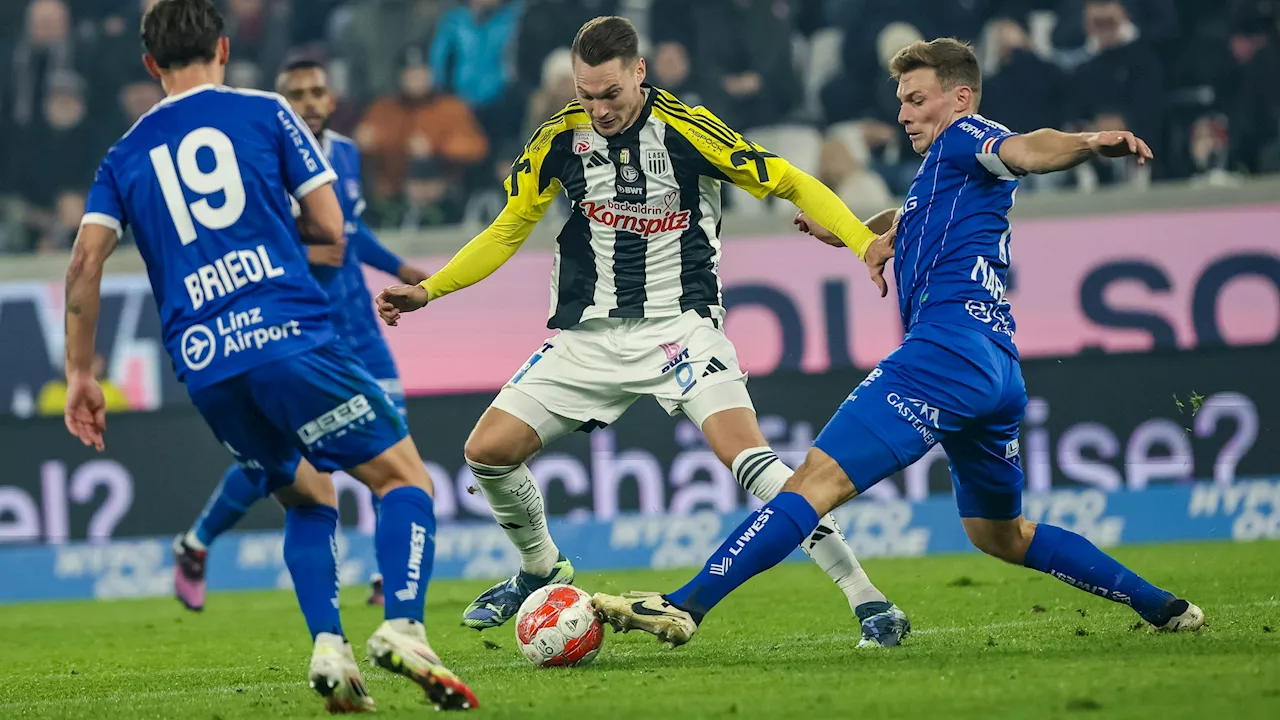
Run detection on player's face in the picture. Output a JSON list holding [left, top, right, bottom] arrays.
[[280, 68, 335, 137], [896, 68, 970, 155], [574, 56, 647, 137]]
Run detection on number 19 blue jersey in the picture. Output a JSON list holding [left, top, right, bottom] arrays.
[[83, 84, 338, 393]]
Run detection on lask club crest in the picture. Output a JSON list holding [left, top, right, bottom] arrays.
[[646, 149, 669, 175]]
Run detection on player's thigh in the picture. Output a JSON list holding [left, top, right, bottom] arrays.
[[188, 376, 302, 493], [496, 326, 636, 434], [464, 400, 552, 466], [943, 416, 1026, 522], [246, 343, 410, 478], [641, 311, 751, 420]]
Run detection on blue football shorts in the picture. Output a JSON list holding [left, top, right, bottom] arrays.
[[814, 322, 1028, 520], [191, 341, 409, 495], [351, 333, 407, 419]]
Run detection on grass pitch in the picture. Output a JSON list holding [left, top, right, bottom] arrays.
[[3, 540, 1278, 719]]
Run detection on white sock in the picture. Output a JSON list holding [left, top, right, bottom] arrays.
[[466, 460, 560, 577], [183, 529, 207, 552], [732, 447, 887, 611]]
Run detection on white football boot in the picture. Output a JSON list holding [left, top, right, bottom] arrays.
[[1151, 599, 1205, 632], [309, 632, 375, 714], [591, 591, 699, 647], [366, 620, 479, 711]]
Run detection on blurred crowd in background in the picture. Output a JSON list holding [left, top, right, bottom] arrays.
[[2, 0, 1279, 253]]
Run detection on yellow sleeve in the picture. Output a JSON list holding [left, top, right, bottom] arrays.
[[772, 166, 878, 259], [418, 112, 572, 301], [654, 92, 876, 258]]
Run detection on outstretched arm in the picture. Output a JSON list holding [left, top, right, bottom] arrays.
[[998, 129, 1153, 175], [64, 223, 118, 451]]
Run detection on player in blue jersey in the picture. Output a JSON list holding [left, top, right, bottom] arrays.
[[171, 58, 428, 613], [592, 37, 1204, 645], [62, 0, 475, 711]]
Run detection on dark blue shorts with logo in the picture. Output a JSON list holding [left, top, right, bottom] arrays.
[[189, 340, 408, 495], [814, 322, 1027, 520]]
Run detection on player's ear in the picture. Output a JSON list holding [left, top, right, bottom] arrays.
[[142, 54, 162, 81], [635, 57, 646, 85], [216, 37, 231, 66]]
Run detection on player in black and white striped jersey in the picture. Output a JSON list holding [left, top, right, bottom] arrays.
[[377, 16, 910, 647]]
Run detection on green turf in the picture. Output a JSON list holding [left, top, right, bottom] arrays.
[[3, 540, 1278, 719]]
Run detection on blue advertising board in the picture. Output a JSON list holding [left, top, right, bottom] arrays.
[[3, 480, 1276, 603]]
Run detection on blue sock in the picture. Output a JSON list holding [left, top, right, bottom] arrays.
[[193, 465, 265, 547], [370, 493, 384, 578], [667, 492, 819, 622], [375, 486, 436, 623], [1024, 523, 1177, 624], [283, 505, 343, 640]]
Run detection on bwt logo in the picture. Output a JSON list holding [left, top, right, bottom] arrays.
[[298, 394, 375, 447]]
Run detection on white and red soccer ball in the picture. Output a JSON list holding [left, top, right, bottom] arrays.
[[515, 585, 604, 668]]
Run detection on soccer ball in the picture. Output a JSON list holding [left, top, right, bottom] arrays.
[[515, 584, 604, 668]]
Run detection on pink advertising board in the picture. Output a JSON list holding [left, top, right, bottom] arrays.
[[376, 205, 1280, 396]]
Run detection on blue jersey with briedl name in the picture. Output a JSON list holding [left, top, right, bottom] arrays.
[[83, 84, 338, 392], [895, 114, 1021, 358]]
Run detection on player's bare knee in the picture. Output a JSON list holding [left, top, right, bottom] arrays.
[[463, 409, 539, 467], [780, 448, 855, 516]]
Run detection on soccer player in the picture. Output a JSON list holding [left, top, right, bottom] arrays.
[[171, 58, 428, 613], [63, 1, 475, 711], [590, 38, 1204, 646], [376, 16, 910, 648]]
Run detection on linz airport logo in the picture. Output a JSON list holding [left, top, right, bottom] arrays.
[[180, 324, 216, 371]]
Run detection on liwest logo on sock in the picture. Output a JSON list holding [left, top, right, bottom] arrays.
[[1049, 569, 1133, 605], [729, 508, 774, 557], [329, 534, 341, 609], [395, 523, 427, 603]]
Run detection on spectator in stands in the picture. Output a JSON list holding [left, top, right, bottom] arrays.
[[817, 132, 893, 213], [223, 0, 293, 90], [1219, 4, 1280, 174], [22, 70, 95, 218], [1052, 0, 1179, 68], [982, 18, 1066, 134], [691, 0, 801, 131], [524, 47, 575, 138], [83, 0, 160, 120], [651, 41, 702, 107], [3, 0, 77, 138], [339, 0, 444, 107], [515, 0, 617, 91], [1069, 0, 1164, 157], [429, 0, 523, 147], [356, 55, 489, 209], [822, 22, 923, 195], [650, 0, 697, 52]]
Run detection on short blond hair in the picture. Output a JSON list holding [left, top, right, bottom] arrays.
[[889, 38, 982, 106]]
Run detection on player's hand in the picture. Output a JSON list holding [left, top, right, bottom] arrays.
[[397, 265, 430, 285], [794, 211, 843, 248], [377, 284, 429, 326], [865, 228, 896, 298], [1088, 131, 1154, 165], [64, 372, 106, 452]]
